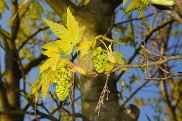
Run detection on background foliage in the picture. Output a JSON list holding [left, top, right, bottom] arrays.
[[0, 0, 182, 121]]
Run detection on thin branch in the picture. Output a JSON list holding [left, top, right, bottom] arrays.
[[81, 54, 182, 79], [18, 27, 49, 51], [145, 73, 182, 81], [114, 13, 153, 26], [0, 110, 58, 121], [163, 9, 182, 23], [160, 72, 178, 121], [0, 30, 11, 40], [174, 91, 182, 110], [71, 73, 76, 121], [123, 80, 150, 105], [12, 0, 32, 22], [115, 19, 174, 81], [141, 45, 164, 57], [113, 54, 182, 72]]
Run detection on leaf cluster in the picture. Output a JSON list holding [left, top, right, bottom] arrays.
[[123, 0, 176, 17], [29, 7, 127, 101]]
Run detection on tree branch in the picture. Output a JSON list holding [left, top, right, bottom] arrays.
[[163, 9, 182, 23], [113, 54, 182, 71], [18, 27, 49, 51], [0, 110, 58, 121], [115, 19, 174, 81]]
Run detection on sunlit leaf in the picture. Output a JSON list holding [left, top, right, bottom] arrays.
[[43, 8, 85, 57], [124, 0, 140, 15], [67, 8, 85, 44], [108, 45, 116, 63], [138, 8, 145, 17], [77, 38, 96, 60], [41, 70, 52, 99], [148, 0, 174, 6], [124, 0, 148, 16], [29, 1, 44, 19], [40, 55, 67, 73], [134, 97, 144, 106], [0, 0, 9, 14], [0, 28, 10, 39], [44, 18, 71, 42], [123, 0, 129, 6], [42, 40, 72, 56], [113, 51, 125, 64]]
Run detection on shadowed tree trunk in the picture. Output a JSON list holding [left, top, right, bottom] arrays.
[[0, 0, 24, 120]]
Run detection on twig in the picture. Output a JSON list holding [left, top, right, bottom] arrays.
[[115, 19, 174, 81], [18, 27, 49, 51], [71, 73, 76, 121], [122, 80, 150, 105], [13, 0, 32, 21], [145, 73, 182, 81]]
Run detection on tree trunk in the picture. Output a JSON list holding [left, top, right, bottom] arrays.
[[0, 51, 23, 121], [0, 0, 24, 120], [45, 0, 134, 121]]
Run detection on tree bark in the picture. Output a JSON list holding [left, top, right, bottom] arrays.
[[0, 0, 23, 121]]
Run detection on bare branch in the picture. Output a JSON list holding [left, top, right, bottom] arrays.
[[163, 10, 182, 23], [18, 27, 49, 51], [115, 19, 174, 81], [113, 54, 182, 70]]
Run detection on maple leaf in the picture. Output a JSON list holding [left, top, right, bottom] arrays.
[[43, 8, 85, 56], [124, 0, 149, 17]]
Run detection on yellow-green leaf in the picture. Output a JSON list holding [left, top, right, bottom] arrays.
[[123, 0, 128, 6], [124, 0, 140, 15], [67, 8, 85, 45], [0, 29, 10, 39], [139, 8, 145, 17], [44, 8, 85, 47], [77, 38, 96, 60], [40, 54, 67, 73], [148, 0, 174, 6], [41, 70, 52, 99], [124, 0, 148, 16], [30, 69, 54, 99], [30, 74, 42, 96], [113, 51, 125, 64], [121, 67, 128, 72], [0, 0, 9, 13], [0, 0, 9, 19], [44, 19, 69, 41], [108, 45, 116, 63], [29, 1, 44, 19], [42, 40, 73, 56]]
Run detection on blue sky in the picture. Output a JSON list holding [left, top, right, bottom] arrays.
[[1, 1, 182, 121]]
